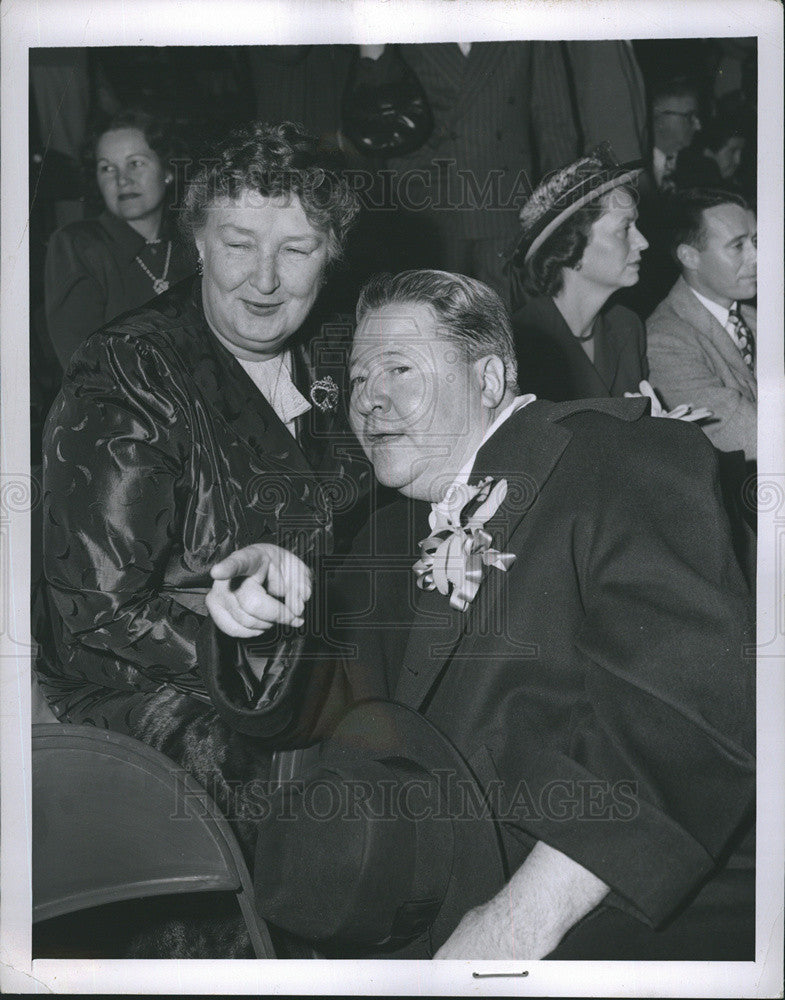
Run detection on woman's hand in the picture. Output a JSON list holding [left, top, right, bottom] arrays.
[[626, 380, 713, 423], [206, 544, 313, 638]]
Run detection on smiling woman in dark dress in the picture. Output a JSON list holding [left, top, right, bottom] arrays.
[[509, 147, 650, 402], [43, 108, 197, 370], [34, 123, 365, 885]]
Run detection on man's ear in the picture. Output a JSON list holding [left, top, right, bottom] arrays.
[[676, 241, 700, 272], [477, 355, 507, 408]]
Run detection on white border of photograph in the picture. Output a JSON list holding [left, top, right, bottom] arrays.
[[2, 0, 783, 995]]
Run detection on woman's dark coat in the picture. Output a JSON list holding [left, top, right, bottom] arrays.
[[511, 295, 648, 402], [35, 276, 368, 864]]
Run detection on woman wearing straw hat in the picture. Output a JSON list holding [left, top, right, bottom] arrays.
[[509, 144, 652, 404], [508, 148, 754, 586]]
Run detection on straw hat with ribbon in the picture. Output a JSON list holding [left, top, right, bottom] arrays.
[[511, 142, 644, 268]]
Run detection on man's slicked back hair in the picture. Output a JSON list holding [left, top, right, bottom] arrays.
[[668, 188, 751, 258], [356, 270, 519, 391]]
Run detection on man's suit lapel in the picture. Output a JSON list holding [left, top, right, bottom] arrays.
[[670, 277, 757, 397], [394, 403, 572, 710], [419, 42, 466, 92], [416, 42, 508, 126]]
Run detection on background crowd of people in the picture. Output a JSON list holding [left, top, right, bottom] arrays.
[[30, 37, 757, 454]]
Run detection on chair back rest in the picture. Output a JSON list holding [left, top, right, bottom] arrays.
[[32, 723, 275, 957]]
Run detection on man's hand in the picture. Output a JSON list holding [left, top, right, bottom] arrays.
[[433, 897, 515, 960], [434, 840, 608, 960], [206, 544, 313, 638]]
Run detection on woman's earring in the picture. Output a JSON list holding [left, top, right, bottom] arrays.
[[165, 175, 173, 185], [197, 256, 204, 274]]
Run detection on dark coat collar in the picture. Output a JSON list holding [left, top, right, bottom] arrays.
[[96, 211, 149, 263], [96, 210, 178, 265], [394, 400, 573, 708], [135, 277, 338, 480], [393, 397, 647, 709], [518, 296, 624, 396]]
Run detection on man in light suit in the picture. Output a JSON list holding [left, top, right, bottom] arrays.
[[205, 271, 754, 960], [647, 189, 757, 465]]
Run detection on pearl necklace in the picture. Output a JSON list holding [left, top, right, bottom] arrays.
[[135, 240, 172, 294]]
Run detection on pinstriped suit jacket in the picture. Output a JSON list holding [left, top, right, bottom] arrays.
[[385, 42, 578, 240]]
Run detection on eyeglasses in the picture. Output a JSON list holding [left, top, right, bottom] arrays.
[[655, 109, 701, 123]]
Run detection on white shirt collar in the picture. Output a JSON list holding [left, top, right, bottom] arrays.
[[652, 147, 667, 185], [430, 394, 535, 529], [652, 146, 678, 187], [689, 286, 732, 328]]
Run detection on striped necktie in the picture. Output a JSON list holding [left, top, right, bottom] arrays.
[[728, 304, 755, 372]]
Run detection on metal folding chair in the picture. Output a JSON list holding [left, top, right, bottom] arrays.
[[32, 723, 276, 958]]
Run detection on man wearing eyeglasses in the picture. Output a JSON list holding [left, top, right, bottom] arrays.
[[621, 76, 704, 317], [651, 77, 702, 190]]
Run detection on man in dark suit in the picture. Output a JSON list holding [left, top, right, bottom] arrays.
[[356, 42, 578, 302], [207, 270, 754, 959], [624, 76, 704, 317], [649, 77, 702, 192], [647, 189, 757, 466]]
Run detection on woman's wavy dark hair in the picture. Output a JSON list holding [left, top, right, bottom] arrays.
[[83, 108, 183, 216], [523, 198, 606, 298], [180, 121, 360, 263], [86, 108, 180, 174]]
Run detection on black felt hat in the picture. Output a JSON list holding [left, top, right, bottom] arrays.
[[252, 699, 506, 957]]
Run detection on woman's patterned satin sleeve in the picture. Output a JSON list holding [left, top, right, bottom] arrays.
[[42, 334, 204, 686]]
